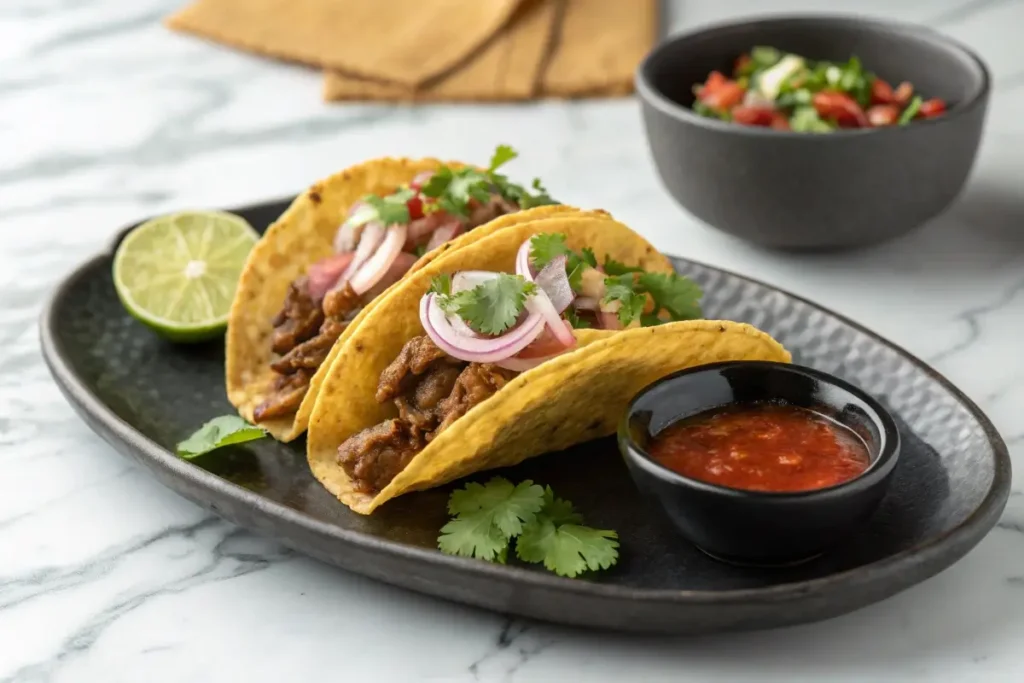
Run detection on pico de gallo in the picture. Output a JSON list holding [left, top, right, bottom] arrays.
[[692, 46, 947, 132]]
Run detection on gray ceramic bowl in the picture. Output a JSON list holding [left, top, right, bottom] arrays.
[[635, 15, 990, 249]]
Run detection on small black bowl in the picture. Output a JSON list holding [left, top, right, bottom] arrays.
[[635, 15, 990, 249], [618, 361, 900, 566]]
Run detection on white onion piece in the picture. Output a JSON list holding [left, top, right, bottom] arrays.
[[534, 255, 573, 313], [515, 239, 533, 279], [338, 221, 385, 285], [448, 313, 482, 339], [574, 296, 598, 311], [420, 294, 545, 363], [349, 224, 407, 295], [525, 290, 575, 347], [452, 270, 499, 293]]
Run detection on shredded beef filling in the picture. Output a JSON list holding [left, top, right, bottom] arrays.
[[337, 336, 517, 495], [254, 196, 519, 423]]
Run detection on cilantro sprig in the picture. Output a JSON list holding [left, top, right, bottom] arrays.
[[437, 477, 619, 578], [528, 233, 596, 292], [176, 416, 266, 459], [429, 273, 537, 335]]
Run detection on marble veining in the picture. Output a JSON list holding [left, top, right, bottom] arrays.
[[2, 0, 1023, 680]]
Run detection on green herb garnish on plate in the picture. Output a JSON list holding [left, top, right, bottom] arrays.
[[177, 415, 266, 459]]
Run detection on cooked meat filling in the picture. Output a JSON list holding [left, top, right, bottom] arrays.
[[254, 196, 520, 424], [337, 336, 517, 495]]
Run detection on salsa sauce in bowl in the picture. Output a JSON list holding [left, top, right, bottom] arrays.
[[647, 403, 871, 493]]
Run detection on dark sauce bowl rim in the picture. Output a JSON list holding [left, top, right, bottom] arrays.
[[619, 360, 901, 501], [634, 13, 991, 139]]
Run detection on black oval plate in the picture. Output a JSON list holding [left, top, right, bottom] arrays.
[[40, 199, 1010, 635]]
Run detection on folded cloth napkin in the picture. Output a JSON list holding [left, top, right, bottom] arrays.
[[166, 0, 657, 103]]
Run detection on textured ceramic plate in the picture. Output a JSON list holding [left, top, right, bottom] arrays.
[[41, 199, 1010, 634]]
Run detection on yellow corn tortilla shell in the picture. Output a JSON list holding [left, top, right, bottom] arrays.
[[226, 156, 605, 442], [308, 215, 734, 513], [166, 0, 523, 88]]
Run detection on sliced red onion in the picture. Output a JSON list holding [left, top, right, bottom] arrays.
[[410, 171, 434, 190], [406, 211, 449, 248], [448, 313, 482, 339], [307, 252, 355, 301], [534, 255, 573, 313], [425, 220, 463, 252], [362, 251, 417, 300], [598, 310, 623, 330], [574, 296, 598, 311], [349, 224, 407, 295], [515, 239, 533, 279], [420, 294, 544, 363], [525, 289, 576, 347], [339, 221, 384, 285], [333, 202, 377, 252]]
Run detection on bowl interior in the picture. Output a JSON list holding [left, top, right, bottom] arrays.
[[643, 16, 987, 113], [625, 362, 896, 486]]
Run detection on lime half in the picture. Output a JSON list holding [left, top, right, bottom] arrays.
[[113, 211, 259, 342]]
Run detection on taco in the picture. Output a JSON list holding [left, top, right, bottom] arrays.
[[226, 146, 581, 442], [306, 216, 791, 513]]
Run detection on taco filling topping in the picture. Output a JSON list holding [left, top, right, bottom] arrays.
[[337, 234, 704, 494], [254, 146, 556, 423]]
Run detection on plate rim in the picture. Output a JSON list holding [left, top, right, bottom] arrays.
[[40, 197, 1012, 611]]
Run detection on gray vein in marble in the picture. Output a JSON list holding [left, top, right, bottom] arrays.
[[926, 272, 1024, 365], [0, 526, 295, 683], [0, 465, 134, 533], [29, 8, 168, 57], [0, 108, 402, 185], [468, 619, 559, 682]]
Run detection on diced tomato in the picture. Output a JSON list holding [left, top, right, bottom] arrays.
[[867, 104, 900, 127], [870, 78, 895, 105], [893, 81, 914, 107], [812, 90, 869, 128], [731, 105, 776, 127], [919, 98, 946, 119], [406, 195, 424, 220], [697, 70, 745, 112], [733, 54, 753, 77], [516, 324, 575, 359], [769, 112, 791, 130]]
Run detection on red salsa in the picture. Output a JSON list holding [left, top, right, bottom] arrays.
[[648, 403, 870, 492]]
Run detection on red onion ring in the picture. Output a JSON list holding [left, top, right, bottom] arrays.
[[333, 202, 376, 252], [339, 221, 385, 284], [425, 220, 463, 252], [574, 296, 598, 311], [452, 270, 499, 292], [524, 289, 575, 347], [419, 294, 545, 363], [515, 239, 533, 279], [349, 224, 407, 295]]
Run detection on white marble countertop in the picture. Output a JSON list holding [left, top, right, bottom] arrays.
[[3, 0, 1023, 680]]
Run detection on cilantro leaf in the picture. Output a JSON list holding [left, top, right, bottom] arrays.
[[363, 190, 413, 226], [516, 488, 618, 578], [429, 273, 452, 296], [528, 233, 570, 270], [488, 145, 518, 172], [176, 416, 266, 459], [580, 247, 597, 269], [899, 96, 922, 125], [438, 512, 509, 562], [436, 274, 537, 335], [564, 307, 591, 329], [447, 478, 545, 537], [602, 257, 643, 276], [638, 272, 703, 321], [602, 274, 647, 327], [419, 167, 454, 198]]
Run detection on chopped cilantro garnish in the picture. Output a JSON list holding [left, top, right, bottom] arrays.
[[488, 144, 518, 172], [363, 191, 413, 226], [790, 106, 834, 133], [429, 273, 452, 296], [176, 416, 266, 459], [580, 247, 597, 268], [564, 307, 591, 329], [601, 272, 703, 327], [433, 273, 537, 335], [528, 233, 571, 270], [413, 244, 428, 257], [603, 274, 648, 327], [437, 479, 619, 578], [602, 256, 644, 276]]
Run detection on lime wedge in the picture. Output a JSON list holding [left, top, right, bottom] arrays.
[[113, 211, 259, 343]]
